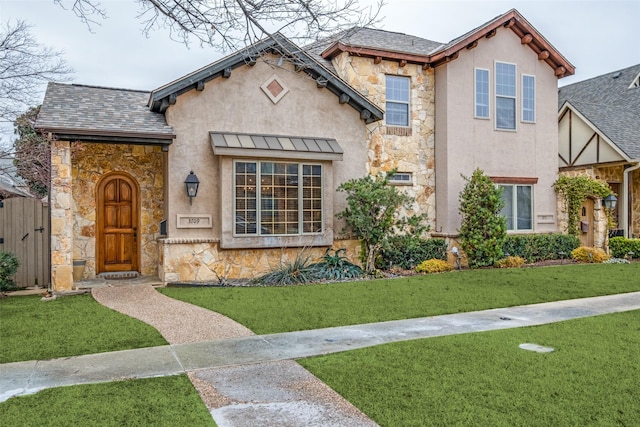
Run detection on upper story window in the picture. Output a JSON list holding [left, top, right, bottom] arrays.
[[522, 75, 535, 123], [499, 184, 533, 231], [495, 62, 516, 130], [475, 68, 490, 118], [385, 75, 410, 126], [234, 161, 322, 236]]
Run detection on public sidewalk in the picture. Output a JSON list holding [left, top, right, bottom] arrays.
[[2, 291, 639, 426]]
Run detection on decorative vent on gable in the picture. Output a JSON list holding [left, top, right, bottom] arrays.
[[261, 74, 290, 104], [630, 72, 640, 89]]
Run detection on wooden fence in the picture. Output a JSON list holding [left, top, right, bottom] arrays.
[[0, 197, 50, 289]]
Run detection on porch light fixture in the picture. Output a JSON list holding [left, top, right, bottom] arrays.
[[184, 171, 200, 205], [603, 193, 617, 210]]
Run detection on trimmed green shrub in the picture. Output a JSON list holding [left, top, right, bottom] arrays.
[[502, 234, 580, 263], [378, 237, 447, 270], [494, 256, 525, 268], [415, 259, 453, 274], [571, 246, 610, 263], [0, 251, 20, 291], [609, 237, 640, 259], [458, 169, 507, 268]]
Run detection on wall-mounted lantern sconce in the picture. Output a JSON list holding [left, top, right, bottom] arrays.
[[184, 171, 200, 205], [603, 193, 617, 210]]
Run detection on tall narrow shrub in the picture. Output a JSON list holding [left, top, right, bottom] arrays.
[[458, 169, 507, 268]]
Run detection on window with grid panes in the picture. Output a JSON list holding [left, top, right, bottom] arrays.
[[234, 161, 322, 236]]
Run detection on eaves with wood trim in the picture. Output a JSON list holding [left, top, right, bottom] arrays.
[[321, 9, 575, 78], [147, 33, 384, 124]]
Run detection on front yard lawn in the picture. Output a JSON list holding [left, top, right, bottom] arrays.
[[0, 294, 167, 363], [301, 310, 640, 426], [0, 375, 215, 426], [160, 263, 640, 334]]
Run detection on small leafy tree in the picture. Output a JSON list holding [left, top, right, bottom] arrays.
[[458, 168, 507, 268], [12, 106, 50, 197], [336, 171, 428, 274], [553, 175, 612, 236]]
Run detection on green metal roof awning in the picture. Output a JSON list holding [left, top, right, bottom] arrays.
[[210, 132, 344, 161]]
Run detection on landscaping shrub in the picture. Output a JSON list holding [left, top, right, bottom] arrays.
[[251, 252, 318, 286], [378, 237, 447, 270], [502, 234, 580, 262], [458, 169, 507, 268], [494, 256, 525, 268], [603, 258, 630, 264], [608, 236, 640, 259], [336, 171, 428, 274], [415, 259, 453, 274], [571, 246, 610, 263], [310, 248, 364, 280], [0, 251, 20, 291]]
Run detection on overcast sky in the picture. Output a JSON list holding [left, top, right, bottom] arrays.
[[1, 0, 638, 144]]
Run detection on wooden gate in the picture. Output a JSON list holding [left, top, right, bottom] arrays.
[[0, 197, 50, 288]]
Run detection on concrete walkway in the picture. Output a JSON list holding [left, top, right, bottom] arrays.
[[2, 291, 639, 425]]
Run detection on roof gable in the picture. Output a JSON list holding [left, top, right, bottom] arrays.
[[321, 9, 574, 78], [148, 33, 383, 124], [558, 64, 640, 159]]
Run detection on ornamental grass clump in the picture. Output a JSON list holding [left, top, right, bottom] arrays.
[[310, 248, 364, 281], [571, 246, 610, 263], [494, 256, 525, 268], [415, 259, 453, 274]]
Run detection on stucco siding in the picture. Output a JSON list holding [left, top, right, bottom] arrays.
[[435, 25, 559, 234]]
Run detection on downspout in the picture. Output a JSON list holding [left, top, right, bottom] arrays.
[[623, 161, 640, 238]]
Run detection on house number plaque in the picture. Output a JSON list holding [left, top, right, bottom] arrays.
[[176, 214, 212, 229]]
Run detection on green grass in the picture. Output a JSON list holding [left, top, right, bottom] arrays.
[[0, 294, 167, 363], [0, 375, 215, 426], [300, 310, 640, 426], [160, 263, 640, 334]]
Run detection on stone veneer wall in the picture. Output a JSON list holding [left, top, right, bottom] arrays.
[[332, 54, 437, 229], [158, 239, 361, 282], [50, 141, 74, 291], [72, 143, 165, 278], [557, 168, 610, 250]]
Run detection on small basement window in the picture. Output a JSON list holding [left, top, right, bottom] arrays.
[[388, 172, 413, 185]]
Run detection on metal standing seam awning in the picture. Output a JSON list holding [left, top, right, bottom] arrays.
[[210, 132, 344, 161]]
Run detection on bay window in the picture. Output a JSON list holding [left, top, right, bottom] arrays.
[[234, 161, 322, 236]]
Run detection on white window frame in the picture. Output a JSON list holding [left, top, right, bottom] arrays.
[[495, 61, 517, 131], [388, 172, 413, 186], [521, 74, 536, 123], [474, 68, 490, 119], [385, 75, 411, 127], [499, 184, 534, 231], [233, 160, 323, 237]]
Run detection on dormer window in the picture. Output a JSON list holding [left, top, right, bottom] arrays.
[[630, 72, 640, 88]]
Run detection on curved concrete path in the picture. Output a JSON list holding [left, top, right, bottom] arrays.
[[2, 290, 639, 426]]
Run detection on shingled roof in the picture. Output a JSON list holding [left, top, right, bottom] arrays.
[[36, 83, 175, 144], [321, 9, 574, 78], [558, 64, 640, 160]]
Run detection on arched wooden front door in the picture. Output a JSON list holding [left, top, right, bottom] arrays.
[[97, 173, 139, 273]]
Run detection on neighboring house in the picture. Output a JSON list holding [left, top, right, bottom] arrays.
[[37, 9, 573, 292], [0, 158, 32, 199], [558, 63, 640, 246]]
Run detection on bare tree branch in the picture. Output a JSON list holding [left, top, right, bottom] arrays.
[[0, 20, 73, 123], [61, 0, 385, 52]]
